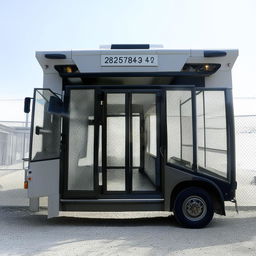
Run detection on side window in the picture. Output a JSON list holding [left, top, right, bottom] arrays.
[[196, 90, 227, 178], [68, 89, 95, 190], [31, 90, 61, 161], [166, 90, 193, 167], [145, 107, 157, 156]]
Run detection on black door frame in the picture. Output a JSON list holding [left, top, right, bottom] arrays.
[[61, 86, 164, 199], [101, 89, 162, 195]]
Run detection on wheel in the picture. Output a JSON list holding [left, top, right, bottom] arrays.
[[173, 187, 214, 228]]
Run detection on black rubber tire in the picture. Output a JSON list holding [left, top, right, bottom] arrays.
[[173, 187, 214, 228]]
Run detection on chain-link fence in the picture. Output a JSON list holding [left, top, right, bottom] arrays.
[[235, 115, 256, 206], [0, 99, 30, 171], [0, 121, 30, 170], [0, 98, 255, 206]]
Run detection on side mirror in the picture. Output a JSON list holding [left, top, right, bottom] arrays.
[[24, 97, 32, 113], [48, 96, 65, 115]]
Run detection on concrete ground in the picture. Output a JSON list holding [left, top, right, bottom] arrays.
[[0, 207, 256, 256], [0, 169, 256, 255]]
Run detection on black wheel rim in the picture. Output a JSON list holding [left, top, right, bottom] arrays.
[[182, 195, 207, 222]]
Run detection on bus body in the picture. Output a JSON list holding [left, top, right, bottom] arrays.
[[24, 45, 238, 228]]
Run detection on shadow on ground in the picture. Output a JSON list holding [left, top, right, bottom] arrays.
[[0, 207, 256, 256]]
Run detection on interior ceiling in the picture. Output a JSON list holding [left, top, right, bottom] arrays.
[[107, 93, 155, 106]]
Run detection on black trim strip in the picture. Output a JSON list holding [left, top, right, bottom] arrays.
[[105, 166, 140, 169], [179, 100, 183, 159], [60, 71, 215, 78], [204, 50, 227, 57], [102, 92, 107, 193], [28, 90, 36, 161], [111, 44, 150, 49], [45, 54, 66, 59], [125, 93, 130, 192], [192, 88, 197, 171], [202, 91, 206, 167], [225, 89, 236, 186], [127, 93, 132, 193], [166, 162, 229, 183], [60, 198, 164, 203]]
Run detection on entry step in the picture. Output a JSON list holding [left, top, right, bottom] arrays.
[[60, 198, 164, 204]]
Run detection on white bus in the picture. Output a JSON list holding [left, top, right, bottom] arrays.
[[24, 45, 238, 228]]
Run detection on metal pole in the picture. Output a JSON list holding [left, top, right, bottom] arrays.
[[22, 113, 29, 169], [25, 113, 29, 128]]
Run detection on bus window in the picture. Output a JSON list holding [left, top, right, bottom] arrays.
[[145, 109, 157, 156], [196, 90, 227, 178], [68, 89, 95, 190], [166, 90, 193, 168]]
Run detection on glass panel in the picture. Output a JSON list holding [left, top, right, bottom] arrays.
[[181, 96, 193, 163], [106, 93, 125, 191], [31, 90, 61, 161], [197, 91, 227, 178], [166, 90, 193, 168], [149, 115, 157, 156], [132, 94, 157, 191], [68, 90, 95, 190], [107, 117, 125, 166]]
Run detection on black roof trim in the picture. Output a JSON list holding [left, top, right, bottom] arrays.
[[45, 54, 66, 59], [59, 71, 214, 78], [111, 44, 150, 49], [204, 50, 227, 57]]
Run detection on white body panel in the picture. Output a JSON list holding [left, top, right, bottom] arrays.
[[188, 49, 238, 88], [36, 48, 238, 89], [205, 70, 233, 88], [28, 160, 59, 218], [43, 73, 63, 95], [72, 50, 190, 73]]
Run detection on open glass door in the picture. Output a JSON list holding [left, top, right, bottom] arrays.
[[27, 89, 62, 204], [30, 89, 61, 162]]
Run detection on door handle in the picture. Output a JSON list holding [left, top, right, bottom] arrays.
[[35, 126, 52, 135]]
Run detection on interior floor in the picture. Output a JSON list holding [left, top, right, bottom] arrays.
[[106, 168, 125, 191], [132, 169, 155, 191], [106, 168, 155, 191]]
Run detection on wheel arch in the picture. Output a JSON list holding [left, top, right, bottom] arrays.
[[170, 179, 225, 215]]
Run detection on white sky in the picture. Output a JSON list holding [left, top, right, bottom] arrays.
[[0, 0, 256, 120]]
